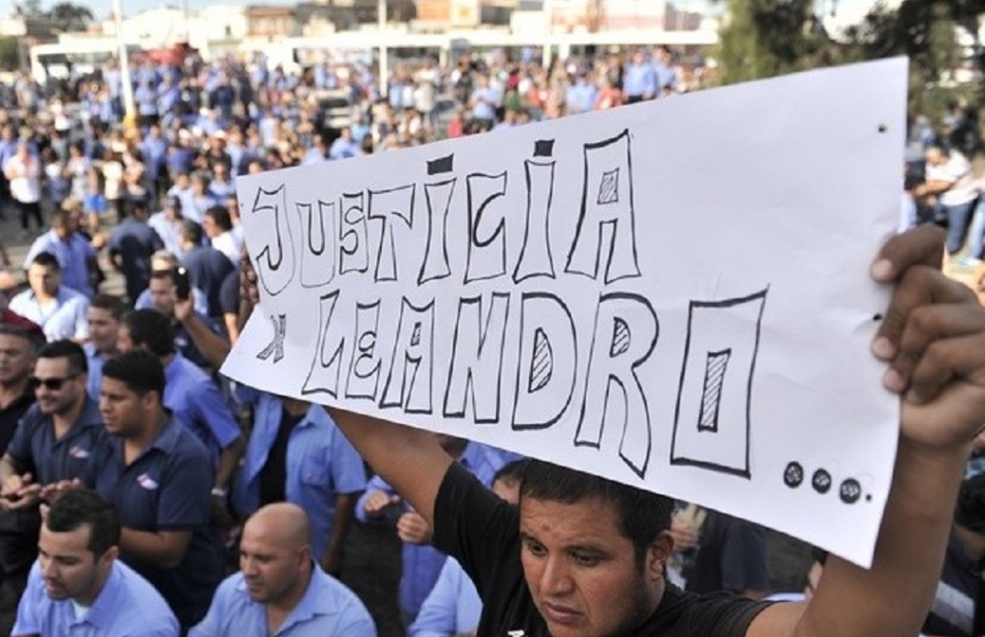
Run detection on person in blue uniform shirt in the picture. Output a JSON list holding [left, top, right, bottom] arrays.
[[231, 388, 365, 575], [117, 309, 242, 501], [89, 350, 225, 630], [12, 488, 179, 637], [0, 340, 103, 509], [83, 294, 126, 400], [190, 502, 375, 637]]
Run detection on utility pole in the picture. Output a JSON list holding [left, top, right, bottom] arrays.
[[378, 0, 387, 98], [111, 0, 136, 128]]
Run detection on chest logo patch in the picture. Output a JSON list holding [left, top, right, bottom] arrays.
[[68, 446, 89, 459], [136, 473, 159, 490]]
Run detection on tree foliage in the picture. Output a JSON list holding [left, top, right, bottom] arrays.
[[0, 37, 20, 71], [46, 2, 94, 31], [714, 0, 839, 85], [714, 0, 983, 125], [841, 0, 980, 126], [20, 0, 43, 17], [16, 0, 93, 31]]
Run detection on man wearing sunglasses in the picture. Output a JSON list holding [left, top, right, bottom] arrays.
[[0, 340, 103, 510]]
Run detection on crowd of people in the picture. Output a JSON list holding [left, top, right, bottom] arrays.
[[0, 43, 979, 637]]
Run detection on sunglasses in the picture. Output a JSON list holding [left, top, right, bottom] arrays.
[[29, 374, 79, 391]]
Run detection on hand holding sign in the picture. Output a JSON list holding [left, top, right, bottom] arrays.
[[871, 225, 985, 451], [225, 58, 910, 567]]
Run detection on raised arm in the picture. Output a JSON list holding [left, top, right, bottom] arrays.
[[750, 225, 985, 637]]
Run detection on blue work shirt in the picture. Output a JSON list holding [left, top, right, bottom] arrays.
[[208, 178, 236, 201], [147, 211, 186, 258], [9, 285, 89, 343], [231, 390, 366, 559], [181, 246, 235, 318], [409, 557, 481, 637], [469, 86, 501, 121], [91, 417, 225, 629], [23, 230, 97, 297], [328, 138, 360, 161], [163, 354, 241, 469], [135, 84, 159, 116], [141, 136, 169, 176], [355, 442, 513, 616], [189, 563, 375, 637], [653, 61, 677, 90], [566, 81, 598, 114], [623, 61, 657, 98], [84, 344, 108, 401], [14, 559, 180, 637], [108, 217, 165, 302], [7, 397, 104, 485]]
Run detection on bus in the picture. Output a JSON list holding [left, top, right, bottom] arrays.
[[29, 39, 140, 83]]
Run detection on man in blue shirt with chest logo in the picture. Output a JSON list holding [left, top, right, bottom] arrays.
[[90, 350, 225, 631], [118, 309, 242, 500], [13, 488, 179, 636], [0, 340, 103, 510]]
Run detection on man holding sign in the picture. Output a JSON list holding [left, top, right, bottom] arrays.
[[237, 224, 985, 637]]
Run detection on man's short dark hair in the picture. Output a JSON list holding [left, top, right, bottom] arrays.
[[46, 489, 120, 556], [0, 324, 43, 353], [179, 220, 204, 245], [38, 339, 87, 375], [520, 460, 673, 567], [30, 251, 60, 270], [125, 197, 148, 217], [205, 206, 233, 232], [102, 350, 165, 397], [123, 309, 175, 357], [89, 294, 128, 321], [49, 210, 71, 228]]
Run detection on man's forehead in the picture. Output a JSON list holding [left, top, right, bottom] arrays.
[[40, 524, 91, 556], [0, 333, 31, 349], [240, 527, 287, 558], [87, 307, 115, 321], [35, 356, 69, 373], [101, 376, 134, 394], [519, 494, 622, 528]]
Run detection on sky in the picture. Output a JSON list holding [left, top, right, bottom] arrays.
[[53, 0, 893, 29]]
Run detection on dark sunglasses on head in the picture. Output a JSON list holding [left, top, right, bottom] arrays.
[[29, 374, 79, 391]]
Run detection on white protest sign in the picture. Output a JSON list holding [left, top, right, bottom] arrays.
[[222, 57, 907, 568]]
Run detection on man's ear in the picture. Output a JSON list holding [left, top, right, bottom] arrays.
[[99, 545, 119, 566], [299, 545, 311, 567], [647, 531, 675, 582], [141, 389, 158, 411]]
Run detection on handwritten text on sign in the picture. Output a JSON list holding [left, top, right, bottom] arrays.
[[223, 58, 908, 567]]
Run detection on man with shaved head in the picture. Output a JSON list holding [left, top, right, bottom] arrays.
[[189, 503, 375, 636]]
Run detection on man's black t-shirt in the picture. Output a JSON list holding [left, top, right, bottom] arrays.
[[433, 463, 771, 637]]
